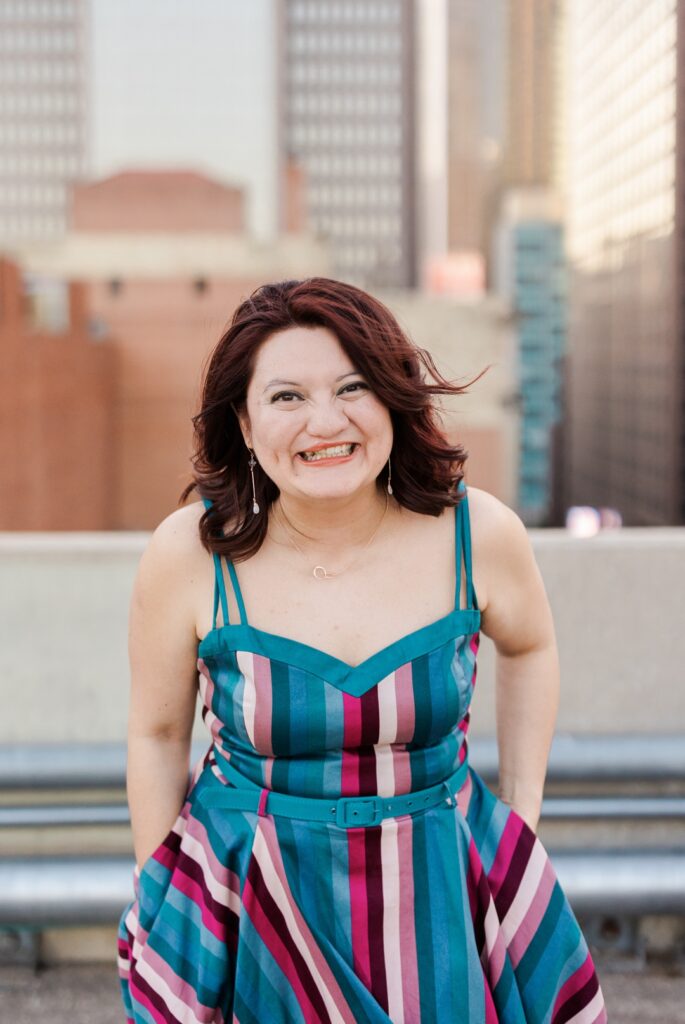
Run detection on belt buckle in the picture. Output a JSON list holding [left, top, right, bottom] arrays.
[[335, 794, 384, 828]]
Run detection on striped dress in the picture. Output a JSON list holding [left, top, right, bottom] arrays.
[[117, 483, 607, 1023]]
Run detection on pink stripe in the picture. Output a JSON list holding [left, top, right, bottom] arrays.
[[341, 690, 363, 796], [486, 923, 508, 990], [128, 979, 169, 1024], [257, 819, 358, 1023], [394, 661, 416, 740], [487, 813, 525, 897], [484, 977, 500, 1024], [172, 869, 226, 941], [242, 872, 322, 1018], [149, 801, 189, 872], [252, 653, 275, 756], [551, 949, 599, 1019], [396, 816, 421, 1013], [139, 941, 226, 1023], [347, 826, 372, 988], [509, 858, 557, 967]]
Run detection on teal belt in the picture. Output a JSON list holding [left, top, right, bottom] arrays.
[[198, 744, 470, 829]]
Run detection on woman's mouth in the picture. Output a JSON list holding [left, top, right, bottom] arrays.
[[297, 443, 359, 463]]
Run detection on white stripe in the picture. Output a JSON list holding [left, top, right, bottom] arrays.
[[564, 985, 606, 1024], [135, 955, 207, 1024], [482, 898, 502, 957], [237, 650, 257, 748], [381, 817, 405, 1024], [251, 826, 348, 1024], [376, 669, 399, 744], [374, 742, 397, 797], [500, 838, 547, 943], [183, 829, 241, 915]]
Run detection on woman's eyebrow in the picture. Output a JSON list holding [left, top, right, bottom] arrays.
[[262, 372, 360, 393]]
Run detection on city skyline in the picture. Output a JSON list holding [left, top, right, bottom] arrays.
[[90, 0, 277, 238]]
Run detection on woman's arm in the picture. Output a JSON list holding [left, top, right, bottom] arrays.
[[475, 494, 560, 833], [125, 507, 203, 869]]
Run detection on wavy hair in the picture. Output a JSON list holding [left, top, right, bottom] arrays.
[[179, 277, 489, 560]]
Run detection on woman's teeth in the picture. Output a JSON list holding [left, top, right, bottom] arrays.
[[299, 444, 356, 461]]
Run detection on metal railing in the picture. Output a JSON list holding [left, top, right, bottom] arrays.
[[0, 734, 683, 928]]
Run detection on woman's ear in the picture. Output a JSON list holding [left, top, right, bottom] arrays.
[[231, 402, 252, 449]]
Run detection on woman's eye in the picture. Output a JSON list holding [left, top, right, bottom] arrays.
[[339, 382, 368, 395], [271, 391, 302, 403]]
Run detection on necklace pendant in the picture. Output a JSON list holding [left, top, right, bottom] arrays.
[[313, 565, 335, 580]]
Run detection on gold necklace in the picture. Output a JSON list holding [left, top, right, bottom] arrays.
[[274, 493, 390, 580]]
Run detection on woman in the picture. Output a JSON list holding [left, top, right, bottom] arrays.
[[117, 278, 606, 1022]]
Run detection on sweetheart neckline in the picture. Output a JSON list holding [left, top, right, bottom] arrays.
[[197, 606, 481, 696]]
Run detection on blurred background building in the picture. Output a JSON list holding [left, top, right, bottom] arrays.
[[564, 0, 680, 525], [0, 0, 90, 246], [0, 0, 683, 530], [277, 0, 417, 289]]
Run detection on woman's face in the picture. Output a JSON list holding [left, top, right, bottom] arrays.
[[238, 325, 393, 503]]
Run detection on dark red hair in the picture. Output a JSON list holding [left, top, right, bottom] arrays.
[[179, 277, 488, 560]]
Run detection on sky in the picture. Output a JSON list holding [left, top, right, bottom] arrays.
[[89, 0, 276, 237]]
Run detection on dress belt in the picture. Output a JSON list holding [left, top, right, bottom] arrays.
[[197, 744, 470, 829]]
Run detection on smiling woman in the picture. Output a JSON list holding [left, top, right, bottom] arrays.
[[116, 277, 607, 1023]]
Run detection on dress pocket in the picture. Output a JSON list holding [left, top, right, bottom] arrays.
[[135, 807, 185, 878], [503, 800, 539, 838]]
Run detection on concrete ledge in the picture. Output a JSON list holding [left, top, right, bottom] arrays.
[[1, 735, 684, 788]]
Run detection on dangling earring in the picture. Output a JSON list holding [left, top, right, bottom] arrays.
[[248, 448, 260, 514], [386, 457, 393, 496]]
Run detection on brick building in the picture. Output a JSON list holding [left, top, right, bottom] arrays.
[[10, 168, 329, 529], [0, 257, 116, 529]]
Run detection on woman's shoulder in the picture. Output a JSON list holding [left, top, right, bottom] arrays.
[[462, 485, 532, 608], [464, 484, 525, 536], [138, 500, 212, 587]]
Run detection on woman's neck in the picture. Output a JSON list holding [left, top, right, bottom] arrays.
[[270, 485, 394, 554]]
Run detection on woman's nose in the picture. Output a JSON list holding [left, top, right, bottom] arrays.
[[305, 398, 350, 435]]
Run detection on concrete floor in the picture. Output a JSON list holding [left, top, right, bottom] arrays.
[[0, 963, 683, 1022]]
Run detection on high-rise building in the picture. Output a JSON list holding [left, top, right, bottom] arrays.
[[565, 0, 680, 523], [0, 0, 89, 246], [491, 0, 566, 522], [494, 189, 565, 525], [276, 0, 417, 289], [502, 0, 564, 191], [446, 0, 505, 265]]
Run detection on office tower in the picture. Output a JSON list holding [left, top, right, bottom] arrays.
[[492, 0, 566, 522], [503, 0, 564, 190], [565, 0, 680, 523], [494, 190, 565, 525], [446, 0, 505, 265], [277, 0, 417, 289], [0, 0, 89, 246]]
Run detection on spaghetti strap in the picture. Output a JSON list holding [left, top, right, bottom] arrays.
[[459, 483, 478, 611], [202, 498, 230, 629], [454, 479, 477, 612], [201, 497, 249, 628], [225, 559, 248, 625]]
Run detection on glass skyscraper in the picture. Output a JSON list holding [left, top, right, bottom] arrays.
[[277, 0, 416, 288], [0, 0, 89, 246], [565, 0, 679, 523]]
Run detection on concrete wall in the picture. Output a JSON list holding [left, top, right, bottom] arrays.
[[0, 528, 683, 743]]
